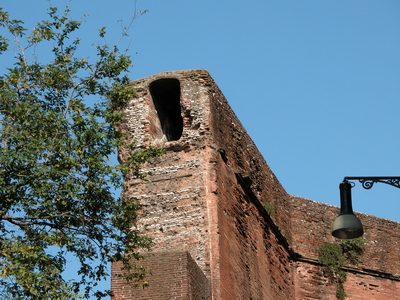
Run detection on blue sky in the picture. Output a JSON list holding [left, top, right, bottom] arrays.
[[2, 0, 400, 296]]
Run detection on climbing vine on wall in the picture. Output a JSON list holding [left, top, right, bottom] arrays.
[[318, 237, 366, 300]]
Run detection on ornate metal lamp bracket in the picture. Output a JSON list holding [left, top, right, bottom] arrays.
[[343, 176, 400, 190]]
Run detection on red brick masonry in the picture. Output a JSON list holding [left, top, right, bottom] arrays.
[[112, 70, 400, 299], [112, 250, 210, 300]]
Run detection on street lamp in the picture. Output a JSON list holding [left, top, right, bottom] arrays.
[[332, 177, 400, 239]]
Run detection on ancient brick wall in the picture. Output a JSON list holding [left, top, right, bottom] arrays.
[[117, 70, 214, 278], [112, 69, 400, 300], [291, 196, 400, 299], [111, 250, 210, 300], [112, 69, 295, 299]]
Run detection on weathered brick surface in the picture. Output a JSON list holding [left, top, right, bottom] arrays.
[[294, 260, 400, 300], [207, 80, 293, 246], [112, 69, 400, 300], [126, 150, 209, 272], [118, 70, 215, 280], [111, 250, 210, 300], [291, 195, 400, 299], [207, 149, 294, 299], [291, 195, 400, 272], [344, 272, 400, 300]]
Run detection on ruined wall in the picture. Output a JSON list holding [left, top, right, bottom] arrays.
[[205, 148, 294, 299], [112, 69, 400, 300], [112, 69, 295, 299], [207, 81, 293, 245], [291, 196, 400, 299], [111, 250, 210, 300], [118, 70, 214, 276]]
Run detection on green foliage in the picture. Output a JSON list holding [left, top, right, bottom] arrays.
[[318, 243, 345, 274], [341, 236, 366, 264], [0, 5, 162, 299], [318, 243, 347, 299], [336, 284, 347, 300], [318, 237, 366, 300], [263, 202, 275, 216]]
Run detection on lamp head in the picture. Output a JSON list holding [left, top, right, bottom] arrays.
[[331, 181, 364, 239], [332, 213, 363, 239]]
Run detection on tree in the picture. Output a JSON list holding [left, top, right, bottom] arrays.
[[0, 5, 161, 299]]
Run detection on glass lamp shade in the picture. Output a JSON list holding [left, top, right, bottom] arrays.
[[332, 213, 363, 239]]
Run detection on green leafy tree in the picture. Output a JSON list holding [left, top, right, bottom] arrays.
[[0, 5, 160, 299]]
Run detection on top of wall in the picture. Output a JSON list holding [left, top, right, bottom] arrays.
[[122, 69, 400, 279], [291, 195, 400, 277], [122, 69, 293, 244]]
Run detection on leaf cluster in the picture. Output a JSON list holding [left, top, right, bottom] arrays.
[[262, 202, 275, 216], [318, 237, 366, 300], [0, 6, 162, 299], [318, 243, 347, 299], [341, 236, 366, 264], [318, 243, 346, 280]]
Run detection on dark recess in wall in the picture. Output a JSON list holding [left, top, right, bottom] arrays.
[[149, 78, 183, 141]]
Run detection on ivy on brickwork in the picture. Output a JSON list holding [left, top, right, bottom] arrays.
[[318, 237, 366, 300]]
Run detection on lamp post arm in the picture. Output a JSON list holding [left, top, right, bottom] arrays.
[[343, 176, 400, 190], [333, 176, 400, 239]]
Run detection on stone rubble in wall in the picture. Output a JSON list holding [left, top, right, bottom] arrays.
[[140, 209, 207, 263], [139, 201, 204, 220], [132, 172, 207, 264], [181, 84, 208, 131], [183, 131, 202, 143], [131, 192, 176, 200], [124, 98, 147, 144], [140, 208, 204, 226], [143, 203, 204, 219], [141, 160, 201, 176], [132, 184, 202, 204], [138, 188, 202, 208], [140, 197, 202, 210], [140, 211, 203, 221], [141, 218, 206, 260]]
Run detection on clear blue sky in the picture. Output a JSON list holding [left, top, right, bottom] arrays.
[[2, 0, 400, 295]]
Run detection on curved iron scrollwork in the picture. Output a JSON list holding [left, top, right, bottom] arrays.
[[359, 178, 375, 189], [344, 177, 400, 190]]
